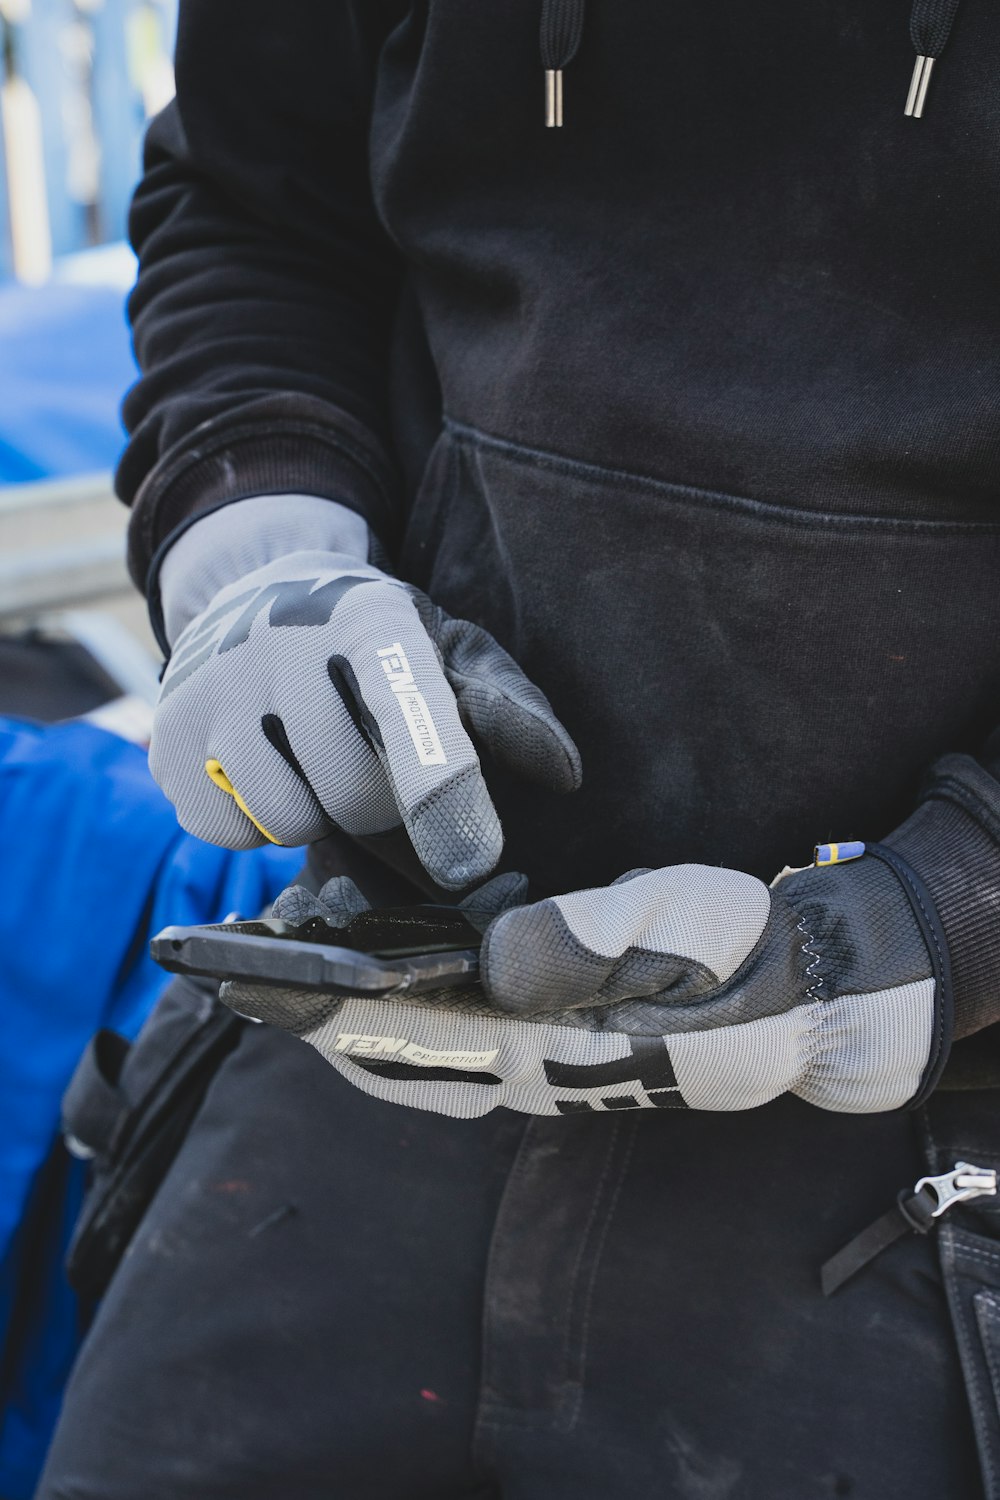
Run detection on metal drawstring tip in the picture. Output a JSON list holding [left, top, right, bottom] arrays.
[[545, 68, 563, 127], [904, 54, 935, 118]]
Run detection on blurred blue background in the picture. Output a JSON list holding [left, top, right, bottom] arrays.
[[0, 0, 176, 481], [0, 245, 136, 480]]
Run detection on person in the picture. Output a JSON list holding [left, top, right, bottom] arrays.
[[0, 714, 301, 1500], [37, 2, 1000, 1496]]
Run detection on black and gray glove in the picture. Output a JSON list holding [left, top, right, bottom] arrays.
[[221, 754, 1000, 1118], [150, 496, 581, 890]]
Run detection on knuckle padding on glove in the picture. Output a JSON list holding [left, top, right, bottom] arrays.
[[482, 866, 771, 1012], [481, 900, 721, 1012]]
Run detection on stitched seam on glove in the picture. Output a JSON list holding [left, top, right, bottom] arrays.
[[794, 913, 825, 1003]]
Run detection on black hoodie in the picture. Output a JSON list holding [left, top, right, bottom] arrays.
[[120, 1, 1000, 1042]]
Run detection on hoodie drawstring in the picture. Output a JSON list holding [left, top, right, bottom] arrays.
[[539, 0, 963, 127], [540, 0, 585, 126], [905, 0, 963, 116]]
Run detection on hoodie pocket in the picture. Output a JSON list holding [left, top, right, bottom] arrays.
[[399, 418, 1000, 893], [398, 425, 459, 586]]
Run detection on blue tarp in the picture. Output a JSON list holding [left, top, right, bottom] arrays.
[[0, 718, 301, 1498], [0, 259, 137, 482]]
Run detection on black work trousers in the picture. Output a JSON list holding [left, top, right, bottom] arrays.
[[38, 1016, 987, 1500]]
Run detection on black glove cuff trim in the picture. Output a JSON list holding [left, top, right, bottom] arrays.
[[865, 843, 954, 1109]]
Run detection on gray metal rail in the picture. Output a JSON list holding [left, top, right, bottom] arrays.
[[0, 471, 132, 617], [0, 471, 161, 705]]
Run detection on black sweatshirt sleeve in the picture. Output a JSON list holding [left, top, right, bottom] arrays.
[[886, 750, 1000, 1042], [117, 0, 405, 595]]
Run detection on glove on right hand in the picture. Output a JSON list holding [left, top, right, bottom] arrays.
[[477, 847, 948, 1115], [221, 846, 949, 1120], [151, 549, 580, 889]]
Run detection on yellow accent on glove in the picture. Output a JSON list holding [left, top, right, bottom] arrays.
[[204, 759, 282, 845]]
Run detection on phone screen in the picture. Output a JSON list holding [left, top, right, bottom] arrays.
[[234, 905, 484, 960]]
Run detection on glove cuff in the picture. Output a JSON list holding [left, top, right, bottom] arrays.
[[154, 493, 372, 649], [886, 754, 1000, 1040]]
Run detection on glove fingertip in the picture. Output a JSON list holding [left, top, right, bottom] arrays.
[[434, 617, 582, 795], [271, 884, 327, 923], [429, 840, 504, 893], [316, 875, 371, 924], [177, 803, 267, 852], [271, 877, 372, 926], [477, 900, 561, 1014], [406, 765, 505, 892]]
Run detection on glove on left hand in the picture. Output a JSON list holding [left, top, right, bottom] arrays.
[[222, 841, 950, 1118], [152, 547, 580, 889]]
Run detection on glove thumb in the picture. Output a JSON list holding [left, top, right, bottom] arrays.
[[411, 593, 582, 795]]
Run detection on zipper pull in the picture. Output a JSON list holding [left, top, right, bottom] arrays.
[[822, 1160, 997, 1296], [911, 1162, 998, 1219]]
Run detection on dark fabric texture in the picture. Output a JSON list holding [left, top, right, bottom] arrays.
[[36, 1017, 987, 1500], [61, 977, 246, 1304], [121, 0, 1000, 573], [539, 0, 585, 70], [119, 0, 405, 588], [888, 756, 1000, 1040], [910, 0, 964, 56]]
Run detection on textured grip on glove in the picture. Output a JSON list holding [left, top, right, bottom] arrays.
[[480, 865, 771, 1012]]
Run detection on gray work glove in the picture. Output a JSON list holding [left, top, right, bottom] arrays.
[[151, 496, 581, 890], [222, 835, 951, 1119]]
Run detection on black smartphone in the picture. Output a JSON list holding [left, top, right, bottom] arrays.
[[150, 906, 482, 998]]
